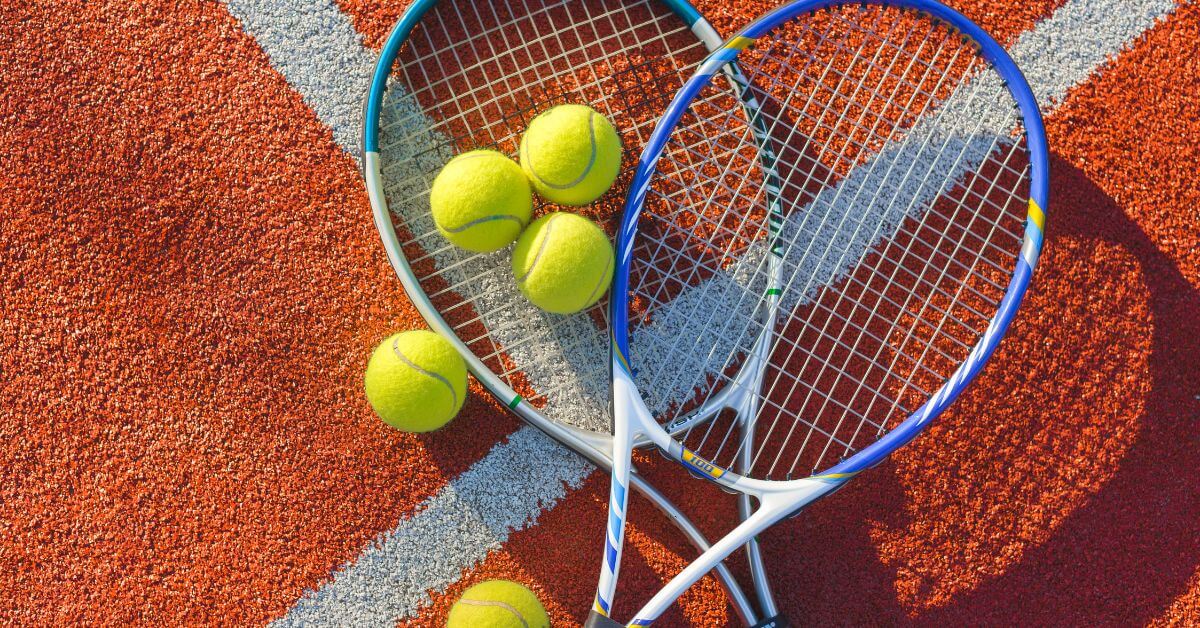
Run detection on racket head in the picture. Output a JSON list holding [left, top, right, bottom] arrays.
[[361, 0, 725, 440], [611, 0, 1049, 488]]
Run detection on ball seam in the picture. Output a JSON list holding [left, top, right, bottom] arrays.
[[582, 244, 613, 309], [515, 213, 561, 284], [523, 110, 597, 190], [455, 599, 531, 628], [436, 150, 528, 237], [390, 337, 458, 410], [439, 213, 526, 233]]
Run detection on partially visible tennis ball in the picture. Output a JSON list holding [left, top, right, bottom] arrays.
[[447, 580, 549, 628], [363, 330, 467, 432], [512, 212, 614, 314], [431, 150, 533, 252], [520, 104, 622, 206]]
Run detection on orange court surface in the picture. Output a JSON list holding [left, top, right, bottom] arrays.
[[2, 0, 1198, 626]]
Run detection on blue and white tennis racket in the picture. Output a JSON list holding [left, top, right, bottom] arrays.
[[359, 1, 791, 624], [588, 0, 1049, 625]]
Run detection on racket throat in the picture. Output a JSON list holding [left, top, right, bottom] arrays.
[[663, 325, 775, 437], [627, 492, 799, 625]]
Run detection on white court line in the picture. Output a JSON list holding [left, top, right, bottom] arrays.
[[224, 0, 375, 156], [276, 428, 592, 626], [219, 0, 1178, 624]]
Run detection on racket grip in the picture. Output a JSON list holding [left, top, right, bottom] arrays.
[[584, 611, 625, 628], [751, 614, 788, 628]]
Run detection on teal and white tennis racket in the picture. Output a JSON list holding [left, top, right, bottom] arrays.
[[360, 1, 789, 624]]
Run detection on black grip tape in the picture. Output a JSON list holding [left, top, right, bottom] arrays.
[[751, 614, 789, 628], [584, 610, 626, 628]]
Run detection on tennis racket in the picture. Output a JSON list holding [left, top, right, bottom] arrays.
[[359, 0, 787, 624], [588, 0, 1049, 625]]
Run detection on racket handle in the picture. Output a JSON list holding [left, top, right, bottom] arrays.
[[584, 610, 625, 628], [751, 614, 789, 628]]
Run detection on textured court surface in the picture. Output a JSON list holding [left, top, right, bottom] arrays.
[[2, 0, 1198, 625]]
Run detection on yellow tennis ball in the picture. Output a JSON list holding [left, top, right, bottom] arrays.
[[363, 330, 467, 432], [447, 580, 549, 628], [520, 104, 622, 206], [511, 212, 614, 314], [431, 150, 533, 252]]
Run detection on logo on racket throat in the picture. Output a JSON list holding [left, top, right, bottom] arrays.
[[681, 449, 726, 479]]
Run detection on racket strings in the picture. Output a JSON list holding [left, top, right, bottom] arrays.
[[631, 12, 959, 334], [756, 92, 1024, 477], [765, 140, 1029, 478], [766, 111, 1027, 475], [626, 5, 1031, 479], [633, 11, 956, 401], [397, 0, 700, 154], [376, 0, 714, 433], [630, 140, 1021, 323]]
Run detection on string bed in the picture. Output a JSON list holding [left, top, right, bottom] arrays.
[[627, 5, 1032, 480], [375, 0, 710, 432]]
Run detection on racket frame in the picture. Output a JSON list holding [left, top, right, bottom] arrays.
[[360, 0, 788, 624], [594, 0, 1049, 623]]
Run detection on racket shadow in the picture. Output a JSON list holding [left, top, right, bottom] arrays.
[[914, 156, 1200, 626], [751, 156, 1199, 626]]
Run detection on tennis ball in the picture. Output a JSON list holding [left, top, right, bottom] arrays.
[[520, 104, 622, 206], [512, 212, 614, 314], [431, 150, 533, 252], [363, 330, 467, 433], [447, 580, 549, 628]]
